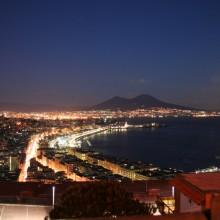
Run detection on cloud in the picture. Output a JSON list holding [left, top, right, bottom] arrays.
[[210, 74, 220, 84], [129, 78, 152, 85]]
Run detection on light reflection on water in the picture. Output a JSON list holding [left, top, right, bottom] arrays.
[[85, 118, 220, 172]]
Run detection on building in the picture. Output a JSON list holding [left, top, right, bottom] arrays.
[[171, 172, 220, 213]]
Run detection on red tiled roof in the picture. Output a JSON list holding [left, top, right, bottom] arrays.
[[181, 173, 220, 192]]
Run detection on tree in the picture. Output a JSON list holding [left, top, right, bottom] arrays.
[[50, 182, 150, 219]]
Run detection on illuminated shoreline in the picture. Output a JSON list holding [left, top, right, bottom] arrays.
[[18, 126, 109, 182]]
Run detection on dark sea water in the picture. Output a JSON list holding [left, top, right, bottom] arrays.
[[86, 118, 220, 172]]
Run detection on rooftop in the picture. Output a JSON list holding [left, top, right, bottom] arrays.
[[181, 172, 220, 192], [171, 172, 220, 205]]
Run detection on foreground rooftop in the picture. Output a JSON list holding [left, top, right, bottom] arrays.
[[180, 172, 220, 192]]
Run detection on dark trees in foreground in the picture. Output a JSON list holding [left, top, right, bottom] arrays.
[[50, 182, 151, 219]]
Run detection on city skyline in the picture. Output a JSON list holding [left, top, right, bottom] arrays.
[[1, 0, 220, 110]]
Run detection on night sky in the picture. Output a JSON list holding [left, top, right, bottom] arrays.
[[1, 0, 220, 109]]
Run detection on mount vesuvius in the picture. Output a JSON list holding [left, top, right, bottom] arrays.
[[92, 94, 193, 110]]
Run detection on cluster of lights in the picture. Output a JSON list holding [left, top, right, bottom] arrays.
[[195, 166, 220, 173], [2, 108, 220, 121]]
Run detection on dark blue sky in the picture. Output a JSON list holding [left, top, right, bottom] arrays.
[[1, 0, 220, 109]]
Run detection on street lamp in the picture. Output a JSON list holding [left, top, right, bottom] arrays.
[[172, 186, 175, 198], [52, 186, 56, 208]]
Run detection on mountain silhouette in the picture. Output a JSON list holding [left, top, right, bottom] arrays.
[[92, 94, 192, 110]]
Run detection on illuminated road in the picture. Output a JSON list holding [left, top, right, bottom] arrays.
[[18, 128, 70, 182], [18, 134, 42, 182]]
